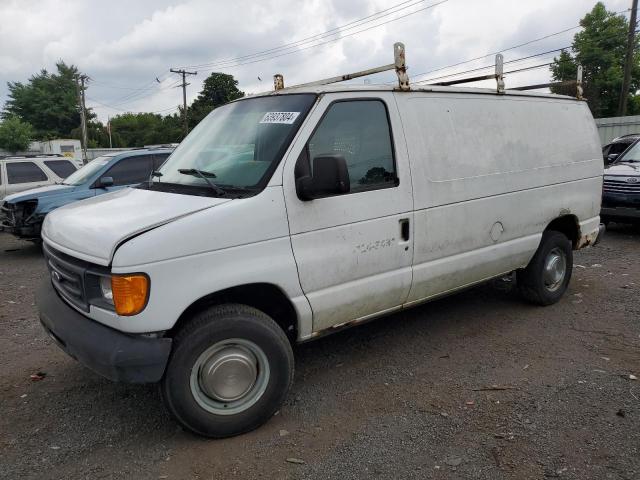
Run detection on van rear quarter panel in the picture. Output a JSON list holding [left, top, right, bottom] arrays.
[[395, 92, 602, 302]]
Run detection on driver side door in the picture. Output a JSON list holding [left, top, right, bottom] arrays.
[[282, 92, 414, 333]]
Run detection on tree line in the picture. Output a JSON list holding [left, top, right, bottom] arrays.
[[0, 66, 243, 152], [1, 2, 639, 152]]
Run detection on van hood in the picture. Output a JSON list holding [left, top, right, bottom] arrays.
[[3, 184, 76, 203], [42, 187, 230, 265], [604, 162, 640, 176]]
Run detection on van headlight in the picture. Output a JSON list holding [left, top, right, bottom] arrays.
[[99, 276, 114, 303], [90, 273, 150, 316]]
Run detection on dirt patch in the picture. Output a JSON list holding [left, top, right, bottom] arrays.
[[1, 225, 639, 479]]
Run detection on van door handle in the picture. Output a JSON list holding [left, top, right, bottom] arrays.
[[399, 218, 410, 242]]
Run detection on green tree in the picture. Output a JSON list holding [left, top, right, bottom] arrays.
[[107, 112, 182, 147], [3, 61, 92, 138], [550, 2, 640, 117], [188, 72, 244, 129], [0, 116, 33, 152]]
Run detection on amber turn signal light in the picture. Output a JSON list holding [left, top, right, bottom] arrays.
[[111, 274, 149, 316]]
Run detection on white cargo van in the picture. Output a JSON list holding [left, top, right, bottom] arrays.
[[36, 45, 603, 438]]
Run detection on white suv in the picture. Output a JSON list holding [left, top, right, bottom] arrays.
[[0, 155, 78, 200]]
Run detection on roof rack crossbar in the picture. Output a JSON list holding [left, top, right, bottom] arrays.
[[429, 54, 505, 93], [508, 64, 583, 99], [509, 80, 576, 91], [290, 63, 395, 89], [273, 42, 410, 91]]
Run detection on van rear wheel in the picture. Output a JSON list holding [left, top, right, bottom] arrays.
[[517, 231, 573, 305], [161, 304, 294, 438]]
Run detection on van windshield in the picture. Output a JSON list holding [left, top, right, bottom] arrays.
[[151, 94, 316, 196], [62, 156, 111, 186]]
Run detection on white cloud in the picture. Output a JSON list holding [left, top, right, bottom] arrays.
[[0, 0, 632, 122]]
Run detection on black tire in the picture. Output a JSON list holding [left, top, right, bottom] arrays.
[[161, 304, 294, 438], [517, 230, 573, 306]]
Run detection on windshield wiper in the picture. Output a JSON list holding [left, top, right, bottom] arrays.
[[178, 168, 226, 196]]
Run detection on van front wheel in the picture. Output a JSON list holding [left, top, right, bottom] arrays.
[[517, 231, 573, 305], [161, 304, 294, 438]]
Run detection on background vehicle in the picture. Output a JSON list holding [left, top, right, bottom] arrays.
[[0, 147, 172, 240], [30, 139, 83, 165], [602, 133, 640, 165], [602, 138, 640, 225], [0, 155, 78, 200]]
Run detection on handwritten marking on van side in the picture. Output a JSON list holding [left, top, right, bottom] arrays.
[[356, 238, 395, 254]]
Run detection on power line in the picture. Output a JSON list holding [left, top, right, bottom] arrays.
[[194, 0, 448, 73], [99, 70, 172, 105], [106, 79, 182, 107], [412, 46, 570, 85], [407, 7, 632, 83], [89, 79, 164, 91], [179, 0, 445, 70], [87, 96, 179, 115]]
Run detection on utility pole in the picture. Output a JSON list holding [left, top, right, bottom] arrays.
[[107, 115, 112, 148], [170, 68, 197, 138], [618, 0, 638, 116], [76, 74, 89, 163]]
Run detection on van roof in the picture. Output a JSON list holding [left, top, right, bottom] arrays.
[[248, 83, 580, 102]]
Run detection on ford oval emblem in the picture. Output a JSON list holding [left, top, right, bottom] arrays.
[[51, 271, 61, 282], [627, 177, 639, 183]]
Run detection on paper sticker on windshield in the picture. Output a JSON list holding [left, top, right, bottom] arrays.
[[260, 112, 300, 124]]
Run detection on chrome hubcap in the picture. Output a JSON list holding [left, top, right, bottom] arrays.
[[199, 346, 257, 402], [543, 247, 566, 292], [190, 339, 270, 415]]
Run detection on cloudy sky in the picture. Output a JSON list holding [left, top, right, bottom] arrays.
[[0, 0, 631, 122]]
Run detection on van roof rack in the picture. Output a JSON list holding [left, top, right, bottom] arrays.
[[427, 56, 583, 99], [272, 42, 584, 100], [0, 153, 65, 159], [273, 42, 410, 92], [143, 143, 179, 149]]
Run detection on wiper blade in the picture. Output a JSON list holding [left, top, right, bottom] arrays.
[[178, 168, 226, 196], [218, 185, 257, 193]]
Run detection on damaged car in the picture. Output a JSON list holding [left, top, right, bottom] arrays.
[[0, 147, 172, 240]]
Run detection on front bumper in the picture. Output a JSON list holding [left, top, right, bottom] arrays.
[[0, 202, 43, 238], [601, 206, 640, 221], [36, 279, 172, 383]]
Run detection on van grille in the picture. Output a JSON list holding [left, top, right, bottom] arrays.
[[43, 244, 90, 312], [603, 178, 640, 194]]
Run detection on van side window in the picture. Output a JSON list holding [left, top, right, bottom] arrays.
[[308, 100, 396, 193], [6, 162, 48, 184], [104, 155, 153, 186], [44, 160, 77, 178], [153, 154, 169, 171]]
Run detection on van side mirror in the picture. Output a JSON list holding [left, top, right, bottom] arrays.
[[296, 155, 350, 200], [96, 176, 114, 188]]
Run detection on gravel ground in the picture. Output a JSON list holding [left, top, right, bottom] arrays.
[[0, 226, 639, 480]]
